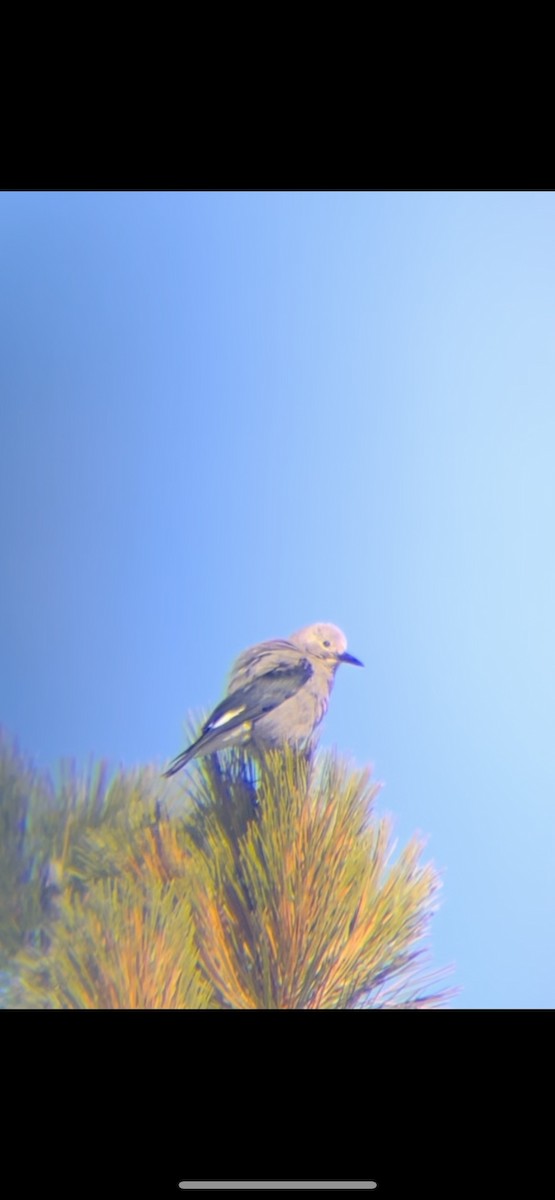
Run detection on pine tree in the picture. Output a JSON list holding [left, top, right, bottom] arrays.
[[0, 726, 454, 1009]]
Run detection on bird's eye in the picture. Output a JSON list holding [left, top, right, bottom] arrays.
[[323, 640, 331, 648]]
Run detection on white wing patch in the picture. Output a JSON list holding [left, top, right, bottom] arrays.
[[209, 705, 247, 729]]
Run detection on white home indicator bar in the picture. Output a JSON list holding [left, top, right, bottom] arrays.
[[178, 1185, 377, 1191]]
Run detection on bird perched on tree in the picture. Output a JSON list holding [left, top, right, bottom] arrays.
[[162, 622, 363, 778]]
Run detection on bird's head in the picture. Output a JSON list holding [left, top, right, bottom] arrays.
[[290, 623, 363, 668]]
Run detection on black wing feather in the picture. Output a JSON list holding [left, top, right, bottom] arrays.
[[163, 658, 313, 778], [204, 658, 313, 733]]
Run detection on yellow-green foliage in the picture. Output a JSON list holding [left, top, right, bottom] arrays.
[[0, 731, 53, 966], [7, 759, 213, 1009], [1, 727, 453, 1009], [12, 876, 211, 1009], [187, 749, 448, 1008]]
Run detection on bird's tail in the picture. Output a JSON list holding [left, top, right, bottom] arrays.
[[162, 743, 199, 778], [162, 714, 253, 779]]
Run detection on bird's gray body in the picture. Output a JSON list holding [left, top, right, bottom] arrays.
[[163, 623, 362, 778]]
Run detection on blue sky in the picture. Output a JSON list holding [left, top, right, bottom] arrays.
[[1, 191, 554, 1007]]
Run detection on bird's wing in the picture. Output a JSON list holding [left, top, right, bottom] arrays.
[[162, 657, 314, 778], [227, 639, 302, 693], [205, 657, 313, 736]]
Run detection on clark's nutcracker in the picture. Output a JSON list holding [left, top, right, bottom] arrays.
[[163, 622, 363, 778]]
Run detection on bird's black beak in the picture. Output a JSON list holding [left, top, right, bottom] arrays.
[[339, 651, 364, 667]]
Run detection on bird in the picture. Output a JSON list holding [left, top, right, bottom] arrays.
[[162, 622, 363, 778]]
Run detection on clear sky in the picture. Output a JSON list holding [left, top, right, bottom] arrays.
[[1, 191, 554, 1008]]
